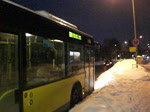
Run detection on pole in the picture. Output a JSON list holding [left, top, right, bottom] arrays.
[[131, 0, 138, 67], [132, 0, 137, 40]]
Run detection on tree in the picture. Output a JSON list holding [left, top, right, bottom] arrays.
[[102, 38, 122, 60]]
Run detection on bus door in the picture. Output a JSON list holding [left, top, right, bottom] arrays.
[[89, 48, 95, 92], [84, 46, 94, 94], [0, 32, 19, 112]]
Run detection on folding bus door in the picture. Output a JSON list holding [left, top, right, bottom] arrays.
[[89, 48, 95, 92], [84, 47, 90, 94], [0, 32, 19, 112], [84, 46, 94, 94]]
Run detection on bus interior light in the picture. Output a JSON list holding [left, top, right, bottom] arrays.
[[26, 33, 33, 37], [51, 39, 63, 43]]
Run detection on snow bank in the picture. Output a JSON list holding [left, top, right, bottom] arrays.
[[95, 59, 147, 90]]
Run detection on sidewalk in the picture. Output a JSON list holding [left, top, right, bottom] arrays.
[[69, 59, 150, 112]]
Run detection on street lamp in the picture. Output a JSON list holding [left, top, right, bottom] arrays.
[[131, 0, 137, 40], [139, 36, 143, 39], [124, 41, 128, 44], [131, 0, 138, 67], [148, 44, 150, 49]]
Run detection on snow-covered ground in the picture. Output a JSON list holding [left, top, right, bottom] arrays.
[[69, 59, 150, 112]]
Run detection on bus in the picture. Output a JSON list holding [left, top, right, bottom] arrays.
[[0, 0, 95, 112]]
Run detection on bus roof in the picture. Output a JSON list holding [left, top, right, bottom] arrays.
[[2, 0, 93, 38]]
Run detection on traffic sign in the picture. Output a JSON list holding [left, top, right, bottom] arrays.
[[132, 38, 139, 46], [129, 47, 136, 52]]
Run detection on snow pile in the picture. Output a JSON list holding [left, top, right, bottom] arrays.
[[69, 59, 150, 112], [95, 59, 146, 90]]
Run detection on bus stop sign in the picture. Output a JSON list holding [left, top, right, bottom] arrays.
[[132, 38, 139, 46]]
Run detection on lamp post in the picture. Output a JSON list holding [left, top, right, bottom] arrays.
[[131, 0, 138, 67], [131, 0, 137, 40]]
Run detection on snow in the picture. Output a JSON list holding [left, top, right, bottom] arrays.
[[69, 59, 150, 112]]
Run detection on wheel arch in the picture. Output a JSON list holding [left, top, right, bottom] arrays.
[[70, 81, 83, 107]]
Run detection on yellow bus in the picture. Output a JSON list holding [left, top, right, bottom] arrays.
[[0, 0, 95, 112]]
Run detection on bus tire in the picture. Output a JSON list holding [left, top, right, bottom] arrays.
[[70, 82, 82, 107]]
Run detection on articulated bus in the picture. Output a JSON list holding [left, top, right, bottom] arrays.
[[0, 0, 95, 112]]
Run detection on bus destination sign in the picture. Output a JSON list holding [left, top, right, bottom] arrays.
[[69, 31, 82, 40]]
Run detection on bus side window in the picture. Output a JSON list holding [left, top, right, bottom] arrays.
[[0, 32, 19, 112], [68, 43, 84, 76], [26, 34, 65, 86]]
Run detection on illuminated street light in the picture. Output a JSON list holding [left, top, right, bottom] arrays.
[[139, 36, 143, 39], [124, 41, 128, 44], [148, 44, 150, 49]]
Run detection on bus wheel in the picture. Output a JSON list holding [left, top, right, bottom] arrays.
[[70, 83, 82, 107]]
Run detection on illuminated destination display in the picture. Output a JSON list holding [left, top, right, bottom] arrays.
[[69, 31, 82, 40]]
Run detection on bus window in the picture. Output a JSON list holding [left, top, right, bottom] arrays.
[[26, 34, 65, 86], [0, 32, 19, 112], [68, 43, 84, 76]]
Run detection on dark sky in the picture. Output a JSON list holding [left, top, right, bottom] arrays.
[[10, 0, 150, 45]]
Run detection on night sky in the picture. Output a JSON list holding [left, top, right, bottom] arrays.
[[10, 0, 150, 45]]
